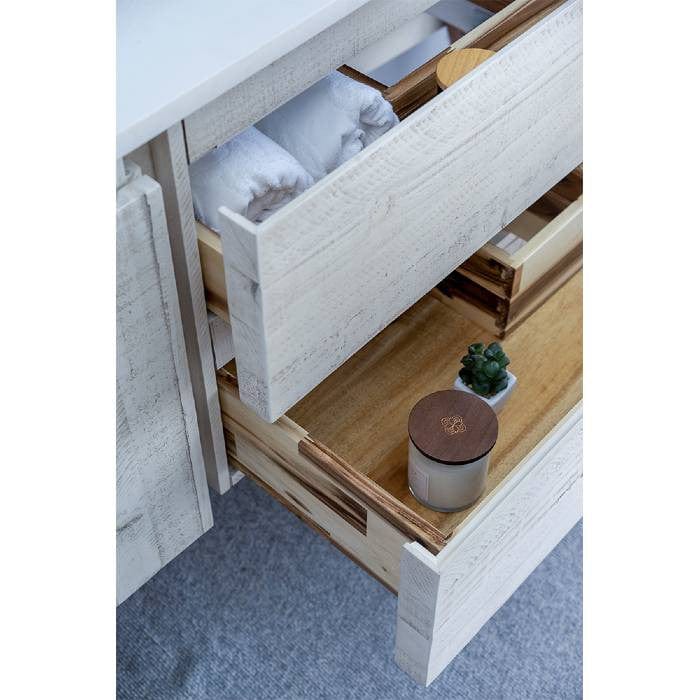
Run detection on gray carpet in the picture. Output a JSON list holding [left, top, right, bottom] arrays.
[[117, 477, 582, 699]]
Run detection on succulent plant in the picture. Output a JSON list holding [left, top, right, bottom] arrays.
[[459, 341, 510, 397]]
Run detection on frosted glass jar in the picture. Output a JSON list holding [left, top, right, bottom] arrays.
[[407, 390, 499, 512]]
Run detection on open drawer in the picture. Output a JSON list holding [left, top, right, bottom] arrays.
[[434, 165, 583, 336], [210, 0, 582, 421], [217, 270, 582, 685]]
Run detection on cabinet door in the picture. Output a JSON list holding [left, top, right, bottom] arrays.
[[117, 162, 213, 604]]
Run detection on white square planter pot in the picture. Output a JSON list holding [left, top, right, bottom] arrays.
[[453, 370, 517, 415]]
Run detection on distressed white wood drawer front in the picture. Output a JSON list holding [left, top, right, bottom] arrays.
[[218, 0, 582, 421], [217, 271, 582, 684]]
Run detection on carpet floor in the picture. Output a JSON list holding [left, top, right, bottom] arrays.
[[117, 477, 582, 699]]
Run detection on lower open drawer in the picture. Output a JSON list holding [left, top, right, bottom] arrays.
[[217, 269, 582, 685]]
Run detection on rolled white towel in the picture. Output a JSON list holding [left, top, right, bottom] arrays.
[[256, 71, 399, 181], [189, 126, 314, 228]]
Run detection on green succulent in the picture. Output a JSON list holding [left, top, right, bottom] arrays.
[[459, 341, 510, 397]]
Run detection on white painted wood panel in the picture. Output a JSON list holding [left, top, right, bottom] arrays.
[[219, 0, 582, 422], [117, 163, 213, 604], [151, 125, 232, 494], [183, 0, 437, 162], [395, 404, 582, 685]]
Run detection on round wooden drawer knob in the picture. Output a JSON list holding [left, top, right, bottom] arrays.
[[436, 48, 496, 90]]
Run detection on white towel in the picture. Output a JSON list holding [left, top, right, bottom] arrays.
[[256, 71, 399, 181], [189, 126, 314, 228]]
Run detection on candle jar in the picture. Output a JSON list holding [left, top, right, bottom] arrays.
[[407, 390, 499, 512]]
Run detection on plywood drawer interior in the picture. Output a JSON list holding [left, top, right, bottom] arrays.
[[210, 0, 581, 422], [217, 269, 582, 591]]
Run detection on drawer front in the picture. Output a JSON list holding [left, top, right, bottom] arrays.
[[219, 0, 582, 422], [183, 0, 438, 163]]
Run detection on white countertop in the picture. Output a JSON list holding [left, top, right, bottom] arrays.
[[117, 0, 373, 157]]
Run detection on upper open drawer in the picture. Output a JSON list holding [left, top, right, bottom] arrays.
[[215, 0, 581, 421]]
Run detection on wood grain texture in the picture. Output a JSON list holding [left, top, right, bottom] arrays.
[[216, 367, 411, 590], [470, 0, 512, 12], [383, 49, 449, 120], [378, 0, 567, 122], [337, 64, 388, 91], [219, 0, 582, 422], [196, 221, 229, 321], [434, 196, 583, 336], [117, 164, 212, 605], [436, 48, 495, 89], [528, 164, 582, 218], [408, 391, 498, 464], [151, 125, 232, 494], [183, 0, 437, 162], [395, 404, 582, 685], [511, 195, 582, 291], [291, 271, 582, 541], [229, 435, 397, 593], [455, 0, 564, 51], [299, 437, 447, 554]]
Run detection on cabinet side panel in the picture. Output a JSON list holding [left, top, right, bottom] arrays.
[[117, 171, 212, 604]]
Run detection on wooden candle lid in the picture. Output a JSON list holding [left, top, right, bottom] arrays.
[[436, 48, 496, 90], [408, 390, 498, 465]]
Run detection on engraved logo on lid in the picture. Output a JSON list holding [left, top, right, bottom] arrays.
[[441, 415, 467, 436]]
